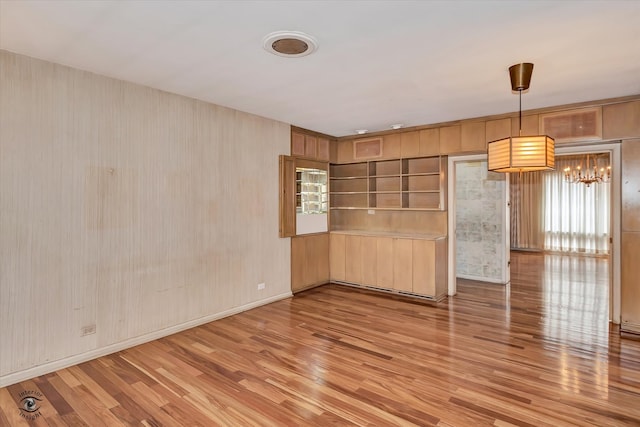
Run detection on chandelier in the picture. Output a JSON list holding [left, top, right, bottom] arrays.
[[563, 153, 611, 187]]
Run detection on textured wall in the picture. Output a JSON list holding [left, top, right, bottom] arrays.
[[0, 50, 291, 384], [455, 160, 507, 283]]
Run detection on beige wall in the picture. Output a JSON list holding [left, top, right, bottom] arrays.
[[0, 50, 291, 385]]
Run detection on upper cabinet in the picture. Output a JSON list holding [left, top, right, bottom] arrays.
[[603, 100, 640, 140], [291, 129, 331, 162]]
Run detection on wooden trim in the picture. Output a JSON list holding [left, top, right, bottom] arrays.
[[335, 94, 640, 141], [279, 155, 296, 237]]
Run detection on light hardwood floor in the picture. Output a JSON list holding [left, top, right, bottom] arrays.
[[1, 251, 639, 426]]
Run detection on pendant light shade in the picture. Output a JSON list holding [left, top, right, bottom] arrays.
[[487, 135, 555, 172], [488, 63, 555, 173]]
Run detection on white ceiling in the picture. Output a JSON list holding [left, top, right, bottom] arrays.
[[2, 1, 639, 137]]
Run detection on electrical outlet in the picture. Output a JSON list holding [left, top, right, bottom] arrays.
[[257, 283, 265, 290], [368, 209, 375, 215], [81, 325, 96, 336]]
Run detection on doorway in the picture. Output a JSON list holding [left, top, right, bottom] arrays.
[[447, 143, 622, 324], [447, 154, 510, 296]]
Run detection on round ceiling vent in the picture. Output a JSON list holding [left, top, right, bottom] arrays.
[[263, 31, 318, 58]]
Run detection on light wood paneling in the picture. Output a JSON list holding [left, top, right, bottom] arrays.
[[330, 210, 447, 235], [461, 121, 486, 152], [376, 237, 394, 288], [345, 235, 362, 283], [393, 239, 413, 292], [304, 134, 318, 158], [329, 233, 346, 282], [622, 139, 640, 232], [412, 239, 435, 296], [540, 107, 602, 143], [353, 137, 383, 160], [419, 128, 440, 156], [317, 137, 330, 161], [291, 237, 306, 291], [291, 234, 329, 292], [439, 125, 461, 154], [279, 155, 296, 237], [381, 133, 401, 160], [360, 236, 377, 286], [400, 131, 420, 158], [511, 114, 540, 136], [621, 232, 640, 332], [291, 131, 305, 156], [485, 118, 511, 143], [0, 50, 291, 384], [337, 139, 354, 163], [604, 100, 640, 140]]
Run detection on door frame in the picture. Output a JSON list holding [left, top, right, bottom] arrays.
[[446, 143, 621, 324], [446, 154, 511, 296], [554, 142, 621, 324]]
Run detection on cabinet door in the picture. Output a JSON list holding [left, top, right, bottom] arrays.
[[485, 118, 511, 143], [393, 238, 413, 292], [279, 155, 296, 237], [317, 137, 330, 161], [439, 125, 461, 155], [305, 234, 329, 287], [461, 122, 486, 152], [337, 140, 354, 163], [291, 132, 306, 157], [400, 131, 420, 158], [345, 235, 362, 283], [291, 236, 307, 291], [360, 236, 377, 286], [603, 100, 640, 140], [330, 233, 346, 282], [412, 239, 435, 296], [376, 237, 394, 289], [304, 135, 318, 158], [419, 128, 440, 156]]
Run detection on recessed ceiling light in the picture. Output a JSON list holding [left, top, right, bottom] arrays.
[[263, 31, 318, 58], [355, 129, 368, 135], [391, 124, 404, 130]]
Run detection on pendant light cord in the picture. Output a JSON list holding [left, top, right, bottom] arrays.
[[518, 89, 522, 137]]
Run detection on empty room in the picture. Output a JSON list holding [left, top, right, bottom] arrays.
[[1, 1, 640, 426]]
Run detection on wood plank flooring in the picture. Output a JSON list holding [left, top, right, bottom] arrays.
[[2, 251, 640, 426]]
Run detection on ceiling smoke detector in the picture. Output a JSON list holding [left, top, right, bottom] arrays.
[[263, 31, 318, 58]]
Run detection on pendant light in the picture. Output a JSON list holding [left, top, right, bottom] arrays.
[[488, 63, 555, 173]]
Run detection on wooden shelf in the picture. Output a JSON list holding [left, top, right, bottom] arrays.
[[329, 155, 446, 211]]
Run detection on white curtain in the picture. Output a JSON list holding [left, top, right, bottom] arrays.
[[542, 154, 610, 254]]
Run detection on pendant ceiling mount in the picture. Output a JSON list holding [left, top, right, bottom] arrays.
[[509, 63, 534, 91]]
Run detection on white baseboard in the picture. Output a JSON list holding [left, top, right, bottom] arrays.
[[0, 292, 292, 388], [622, 320, 640, 334]]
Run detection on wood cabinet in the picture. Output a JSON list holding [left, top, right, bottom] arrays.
[[461, 121, 486, 152], [345, 234, 362, 283], [329, 156, 446, 211], [329, 231, 447, 300], [419, 128, 440, 156], [393, 238, 413, 292], [603, 100, 640, 140], [292, 130, 331, 161], [439, 125, 461, 155], [330, 233, 346, 282], [291, 233, 329, 292], [376, 237, 394, 288]]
